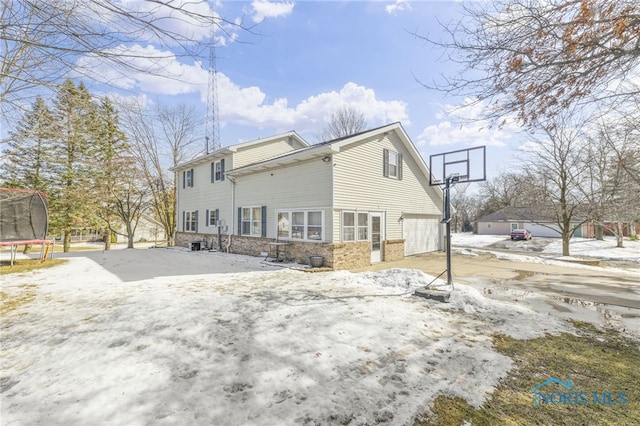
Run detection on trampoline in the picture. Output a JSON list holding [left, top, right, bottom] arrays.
[[0, 188, 54, 266]]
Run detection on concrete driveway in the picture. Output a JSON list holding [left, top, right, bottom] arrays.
[[351, 248, 640, 334]]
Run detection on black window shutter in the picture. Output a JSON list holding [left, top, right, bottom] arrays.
[[205, 209, 210, 227], [194, 210, 198, 233], [182, 211, 186, 232], [182, 171, 186, 189], [215, 209, 219, 226], [237, 207, 242, 235], [211, 163, 215, 183], [190, 169, 194, 187], [398, 153, 403, 180], [383, 149, 389, 177], [220, 159, 225, 181], [261, 206, 267, 238]]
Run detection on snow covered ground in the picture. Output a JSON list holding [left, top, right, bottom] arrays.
[[452, 233, 640, 261], [2, 246, 572, 425]]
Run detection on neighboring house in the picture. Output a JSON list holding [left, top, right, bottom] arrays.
[[174, 123, 444, 269], [132, 214, 167, 244], [476, 206, 592, 238]]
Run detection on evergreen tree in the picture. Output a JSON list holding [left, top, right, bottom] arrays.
[[2, 96, 55, 191], [92, 97, 145, 249], [48, 79, 99, 252]]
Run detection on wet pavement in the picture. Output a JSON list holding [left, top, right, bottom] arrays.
[[351, 245, 640, 336]]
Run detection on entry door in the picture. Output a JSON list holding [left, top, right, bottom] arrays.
[[370, 213, 382, 263]]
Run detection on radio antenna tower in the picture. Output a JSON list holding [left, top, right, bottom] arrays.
[[205, 8, 221, 154]]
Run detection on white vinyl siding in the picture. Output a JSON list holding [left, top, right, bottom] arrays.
[[233, 157, 333, 240], [333, 132, 442, 244], [234, 139, 303, 168], [176, 155, 233, 236]]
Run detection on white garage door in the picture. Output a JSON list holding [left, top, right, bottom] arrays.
[[524, 223, 562, 238], [403, 217, 441, 256]]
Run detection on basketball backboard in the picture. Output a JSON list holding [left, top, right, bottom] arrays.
[[429, 146, 486, 186]]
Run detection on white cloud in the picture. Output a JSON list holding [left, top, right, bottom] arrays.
[[249, 0, 295, 23], [109, 0, 221, 44], [218, 80, 409, 132], [417, 99, 523, 148], [75, 45, 208, 95], [77, 46, 407, 133], [386, 0, 412, 15]]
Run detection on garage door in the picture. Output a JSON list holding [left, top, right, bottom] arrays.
[[403, 216, 441, 256], [524, 223, 562, 238]]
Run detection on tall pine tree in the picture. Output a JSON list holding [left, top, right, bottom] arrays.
[[2, 96, 55, 191], [48, 79, 98, 252], [92, 97, 144, 249]]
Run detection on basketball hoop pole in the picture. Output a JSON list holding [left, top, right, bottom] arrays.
[[442, 175, 458, 289]]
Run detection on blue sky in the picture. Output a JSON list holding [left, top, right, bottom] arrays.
[[24, 1, 530, 180]]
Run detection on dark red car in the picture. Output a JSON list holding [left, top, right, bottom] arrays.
[[510, 229, 532, 240]]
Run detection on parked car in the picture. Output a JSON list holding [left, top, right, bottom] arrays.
[[510, 229, 532, 240]]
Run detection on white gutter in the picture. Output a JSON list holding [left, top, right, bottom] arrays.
[[227, 175, 236, 252]]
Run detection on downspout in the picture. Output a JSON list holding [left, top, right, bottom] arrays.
[[227, 175, 236, 253]]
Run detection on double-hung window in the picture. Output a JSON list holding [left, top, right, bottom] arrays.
[[240, 207, 264, 237], [383, 149, 403, 179], [211, 159, 225, 183], [183, 169, 194, 188], [207, 209, 218, 227], [184, 210, 197, 232]]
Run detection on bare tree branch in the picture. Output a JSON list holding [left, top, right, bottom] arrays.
[[415, 0, 640, 128]]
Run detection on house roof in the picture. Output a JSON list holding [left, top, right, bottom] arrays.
[[476, 207, 539, 222], [476, 206, 588, 223], [172, 131, 308, 171], [225, 123, 438, 192]]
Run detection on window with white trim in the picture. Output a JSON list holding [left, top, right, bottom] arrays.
[[277, 212, 290, 238], [208, 209, 218, 226], [241, 207, 262, 236], [211, 159, 225, 182], [357, 213, 369, 240], [185, 211, 197, 232], [343, 212, 355, 242], [383, 149, 403, 179], [342, 211, 371, 242], [277, 210, 324, 241], [388, 151, 398, 177], [183, 169, 194, 188], [307, 211, 322, 240]]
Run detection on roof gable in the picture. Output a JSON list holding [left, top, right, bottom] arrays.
[[173, 131, 308, 171], [226, 123, 438, 190]]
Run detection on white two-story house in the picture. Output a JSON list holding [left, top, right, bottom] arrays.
[[174, 122, 444, 269]]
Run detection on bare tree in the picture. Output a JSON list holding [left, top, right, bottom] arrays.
[[319, 105, 368, 141], [477, 171, 544, 217], [450, 184, 481, 233], [583, 119, 640, 246], [418, 0, 640, 128], [1, 0, 251, 113], [122, 102, 200, 246], [521, 115, 590, 256]]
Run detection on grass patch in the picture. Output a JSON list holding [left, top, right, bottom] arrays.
[[415, 321, 640, 425], [0, 284, 38, 315], [1, 258, 67, 275]]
